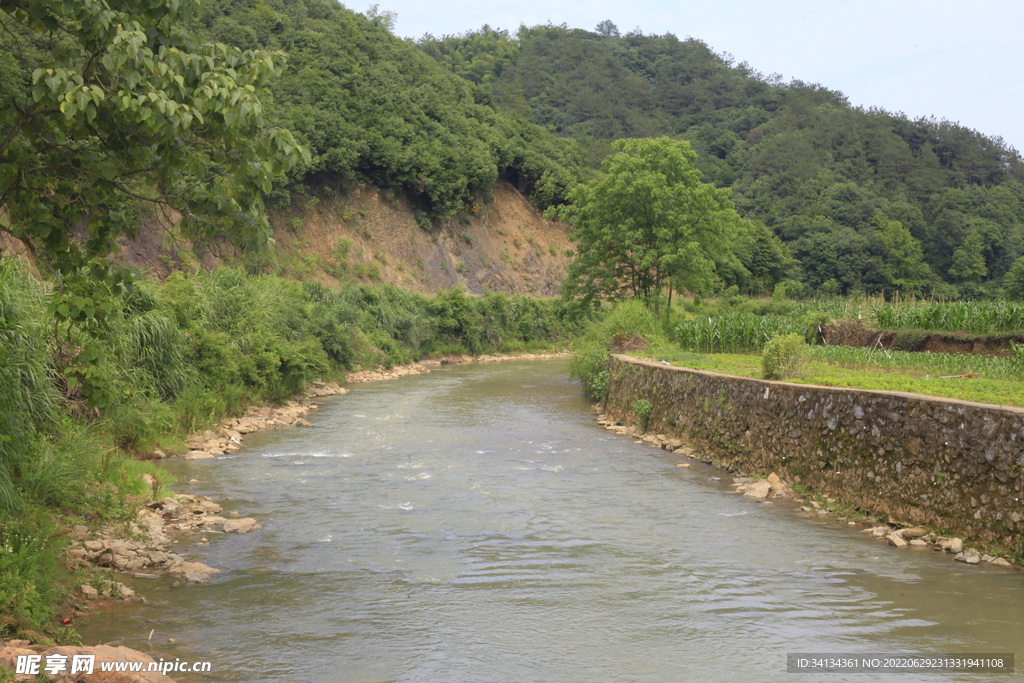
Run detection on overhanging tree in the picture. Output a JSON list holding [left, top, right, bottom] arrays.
[[0, 0, 307, 279], [552, 137, 746, 313], [0, 0, 307, 406]]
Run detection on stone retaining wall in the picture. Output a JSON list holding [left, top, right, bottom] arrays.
[[604, 355, 1024, 546]]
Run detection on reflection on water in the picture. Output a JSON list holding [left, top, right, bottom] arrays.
[[78, 360, 1024, 682]]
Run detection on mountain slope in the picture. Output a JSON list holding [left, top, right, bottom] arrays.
[[419, 25, 1024, 298]]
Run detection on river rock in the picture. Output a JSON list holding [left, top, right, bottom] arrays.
[[870, 525, 890, 537], [767, 472, 785, 489], [887, 533, 909, 548], [168, 560, 219, 583], [136, 509, 164, 533], [147, 550, 170, 565], [937, 537, 963, 553], [200, 516, 228, 528], [743, 480, 771, 499], [184, 450, 215, 460], [954, 551, 981, 564], [989, 557, 1012, 567], [909, 539, 929, 547], [223, 518, 261, 534], [79, 584, 98, 599], [896, 527, 927, 539]]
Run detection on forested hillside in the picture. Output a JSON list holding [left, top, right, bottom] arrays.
[[180, 0, 589, 221], [419, 24, 1024, 298]]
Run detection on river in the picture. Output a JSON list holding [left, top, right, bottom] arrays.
[[78, 360, 1023, 682]]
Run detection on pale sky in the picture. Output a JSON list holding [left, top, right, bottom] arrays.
[[359, 0, 1024, 153]]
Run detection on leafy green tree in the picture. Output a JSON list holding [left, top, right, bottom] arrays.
[[727, 220, 791, 294], [552, 137, 743, 313], [1004, 257, 1024, 299], [949, 230, 988, 284], [872, 215, 933, 294], [0, 0, 307, 406], [0, 0, 307, 284]]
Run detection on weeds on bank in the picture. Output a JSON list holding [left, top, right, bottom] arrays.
[[569, 300, 664, 401]]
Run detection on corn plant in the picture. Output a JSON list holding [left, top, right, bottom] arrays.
[[675, 312, 803, 353], [874, 301, 1024, 334]]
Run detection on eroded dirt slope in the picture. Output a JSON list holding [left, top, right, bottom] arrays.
[[103, 181, 573, 296]]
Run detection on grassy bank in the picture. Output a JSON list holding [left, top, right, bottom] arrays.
[[628, 346, 1024, 407], [0, 257, 588, 640]]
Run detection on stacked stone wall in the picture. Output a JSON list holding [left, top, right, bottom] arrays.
[[605, 355, 1024, 545]]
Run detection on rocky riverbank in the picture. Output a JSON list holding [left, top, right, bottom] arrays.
[[63, 381, 355, 596], [594, 407, 1018, 570], [63, 494, 261, 588], [345, 350, 569, 384]]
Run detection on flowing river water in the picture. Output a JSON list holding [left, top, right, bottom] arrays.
[[79, 360, 1023, 682]]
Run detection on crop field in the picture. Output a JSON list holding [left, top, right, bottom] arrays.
[[674, 312, 803, 353], [681, 295, 1024, 345], [639, 333, 1024, 407], [873, 300, 1024, 334], [808, 345, 1022, 381]]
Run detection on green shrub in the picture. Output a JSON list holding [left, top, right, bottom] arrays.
[[569, 300, 663, 401], [569, 340, 611, 400], [800, 311, 832, 345], [633, 399, 653, 431], [762, 333, 807, 380]]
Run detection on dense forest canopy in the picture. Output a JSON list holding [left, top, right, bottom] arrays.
[[419, 23, 1024, 298], [177, 0, 591, 221]]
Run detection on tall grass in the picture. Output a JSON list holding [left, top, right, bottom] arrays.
[[0, 260, 62, 514], [684, 292, 1024, 338]]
